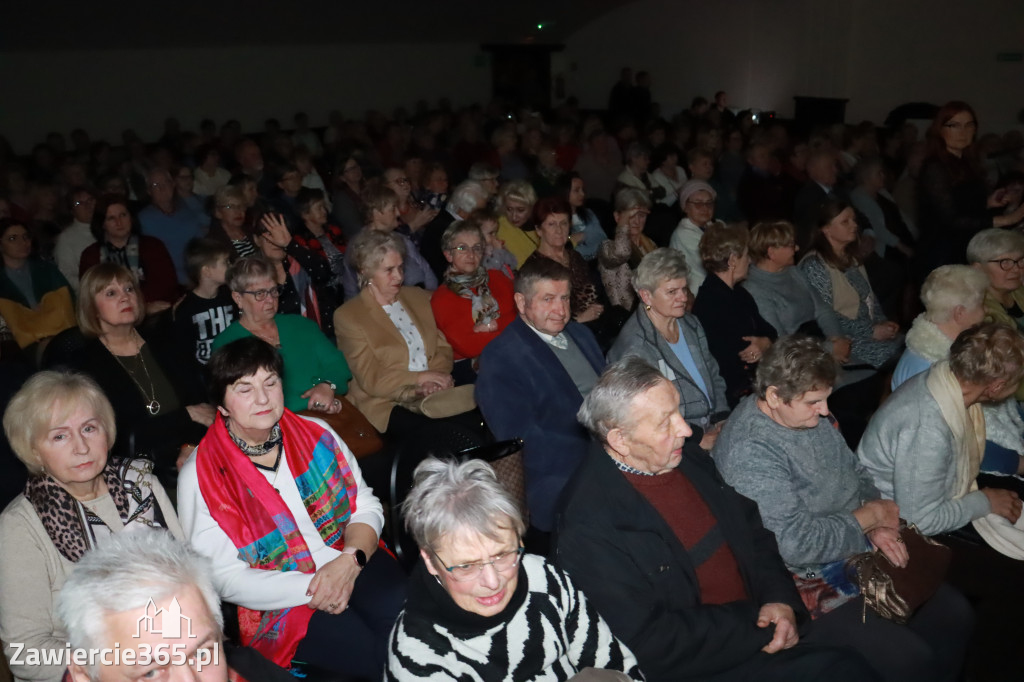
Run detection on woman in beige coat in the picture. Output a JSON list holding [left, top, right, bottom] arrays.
[[0, 371, 182, 682], [334, 230, 474, 436]]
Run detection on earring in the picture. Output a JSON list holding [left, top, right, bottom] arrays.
[[433, 574, 443, 586], [644, 304, 652, 311]]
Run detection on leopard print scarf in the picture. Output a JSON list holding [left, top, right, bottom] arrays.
[[24, 459, 131, 563]]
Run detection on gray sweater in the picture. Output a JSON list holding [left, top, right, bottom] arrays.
[[857, 370, 992, 536], [607, 306, 728, 426], [743, 264, 843, 340], [713, 396, 878, 575]]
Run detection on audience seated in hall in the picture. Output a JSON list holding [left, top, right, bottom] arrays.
[[4, 81, 1024, 682]]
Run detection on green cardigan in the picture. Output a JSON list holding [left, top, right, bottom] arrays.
[[212, 314, 352, 412]]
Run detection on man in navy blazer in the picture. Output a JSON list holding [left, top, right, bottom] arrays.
[[476, 258, 606, 533]]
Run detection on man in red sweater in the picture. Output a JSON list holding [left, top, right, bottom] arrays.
[[554, 357, 879, 682]]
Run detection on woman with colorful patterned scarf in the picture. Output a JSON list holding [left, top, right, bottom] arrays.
[[178, 337, 406, 679], [0, 371, 183, 682], [430, 221, 515, 384]]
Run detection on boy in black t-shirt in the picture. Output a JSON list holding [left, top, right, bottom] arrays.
[[173, 239, 236, 373]]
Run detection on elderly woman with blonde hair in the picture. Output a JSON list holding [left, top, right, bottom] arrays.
[[386, 456, 642, 681], [892, 265, 989, 390], [494, 179, 540, 267], [892, 264, 1024, 485], [692, 222, 777, 407], [858, 322, 1024, 680], [0, 371, 182, 682]]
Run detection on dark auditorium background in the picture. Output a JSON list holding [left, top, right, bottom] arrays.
[[2, 0, 1021, 149]]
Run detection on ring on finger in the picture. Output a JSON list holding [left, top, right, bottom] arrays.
[[314, 401, 323, 409], [328, 602, 338, 610]]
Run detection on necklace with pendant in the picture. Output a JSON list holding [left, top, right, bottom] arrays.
[[107, 331, 161, 415]]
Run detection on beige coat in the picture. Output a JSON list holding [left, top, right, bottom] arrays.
[[0, 466, 181, 682], [334, 286, 453, 432]]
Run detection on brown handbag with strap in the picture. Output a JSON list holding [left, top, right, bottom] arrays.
[[299, 395, 383, 459], [846, 522, 952, 624]]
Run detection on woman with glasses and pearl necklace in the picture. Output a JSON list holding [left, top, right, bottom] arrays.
[[386, 456, 642, 682], [178, 337, 405, 679], [211, 256, 351, 416]]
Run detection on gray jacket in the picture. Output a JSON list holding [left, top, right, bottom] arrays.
[[714, 396, 879, 576], [857, 370, 992, 536], [607, 307, 728, 426]]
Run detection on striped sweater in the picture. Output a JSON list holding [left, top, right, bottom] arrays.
[[385, 553, 644, 681]]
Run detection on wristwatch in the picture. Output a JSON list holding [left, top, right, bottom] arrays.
[[342, 547, 367, 569]]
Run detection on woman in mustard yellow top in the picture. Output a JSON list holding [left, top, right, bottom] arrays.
[[495, 179, 539, 267]]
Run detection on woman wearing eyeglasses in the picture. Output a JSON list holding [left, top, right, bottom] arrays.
[[670, 179, 725, 294], [430, 221, 515, 383], [386, 456, 643, 682], [967, 229, 1024, 401], [211, 257, 351, 416], [523, 197, 604, 325], [917, 101, 1024, 275]]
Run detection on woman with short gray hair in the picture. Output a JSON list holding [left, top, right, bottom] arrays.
[[386, 457, 642, 682], [714, 334, 972, 682], [335, 228, 469, 434], [967, 228, 1024, 334], [608, 248, 729, 450]]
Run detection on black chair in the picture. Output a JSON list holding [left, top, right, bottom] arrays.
[[387, 420, 485, 567], [40, 326, 86, 369]]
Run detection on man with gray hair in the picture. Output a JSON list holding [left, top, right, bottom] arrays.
[[554, 357, 878, 682], [138, 166, 206, 285], [57, 531, 229, 681], [421, 179, 488, 278]]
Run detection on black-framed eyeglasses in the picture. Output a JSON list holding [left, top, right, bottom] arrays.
[[241, 287, 282, 301], [449, 244, 484, 255], [431, 544, 524, 582], [686, 199, 715, 208], [988, 256, 1024, 271]]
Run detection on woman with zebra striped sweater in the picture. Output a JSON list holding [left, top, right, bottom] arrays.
[[386, 457, 643, 682]]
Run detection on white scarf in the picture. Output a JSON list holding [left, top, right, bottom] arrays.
[[928, 360, 1024, 559], [907, 314, 1024, 453]]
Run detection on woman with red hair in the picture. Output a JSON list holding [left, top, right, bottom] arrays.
[[917, 101, 1024, 274]]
